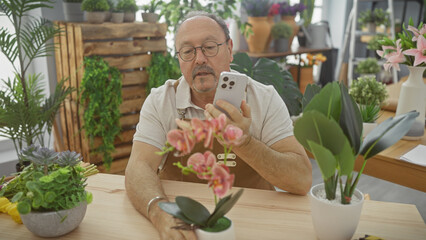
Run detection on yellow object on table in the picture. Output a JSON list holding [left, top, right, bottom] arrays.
[[0, 197, 21, 224]]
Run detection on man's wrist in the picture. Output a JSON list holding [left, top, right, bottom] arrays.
[[147, 196, 166, 217]]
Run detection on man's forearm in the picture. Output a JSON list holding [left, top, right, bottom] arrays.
[[233, 136, 312, 195]]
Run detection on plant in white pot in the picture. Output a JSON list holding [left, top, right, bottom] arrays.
[[293, 82, 418, 240], [0, 145, 97, 237], [358, 8, 389, 33], [349, 76, 389, 137], [81, 0, 110, 24], [157, 114, 244, 239]]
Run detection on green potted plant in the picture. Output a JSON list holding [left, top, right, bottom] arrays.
[[81, 0, 110, 24], [298, 0, 315, 47], [355, 57, 381, 76], [0, 145, 97, 237], [358, 8, 389, 32], [349, 76, 388, 136], [141, 0, 161, 23], [293, 82, 417, 240], [116, 0, 138, 22], [367, 34, 386, 51], [111, 0, 125, 23], [63, 0, 84, 22], [271, 21, 293, 52], [0, 0, 72, 171]]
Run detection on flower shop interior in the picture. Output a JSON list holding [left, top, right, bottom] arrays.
[[0, 0, 425, 238]]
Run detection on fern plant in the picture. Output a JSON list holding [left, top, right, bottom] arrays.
[[79, 57, 122, 170], [0, 0, 72, 167]]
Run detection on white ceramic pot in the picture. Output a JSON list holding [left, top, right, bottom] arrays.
[[20, 202, 87, 237], [195, 218, 235, 240], [309, 183, 364, 240], [362, 122, 378, 138]]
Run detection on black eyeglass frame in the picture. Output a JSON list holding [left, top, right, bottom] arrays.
[[176, 40, 228, 62]]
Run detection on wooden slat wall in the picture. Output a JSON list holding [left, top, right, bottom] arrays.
[[54, 22, 167, 174]]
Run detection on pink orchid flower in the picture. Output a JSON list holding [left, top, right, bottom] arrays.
[[167, 129, 195, 156], [187, 151, 216, 180], [407, 25, 426, 41], [191, 118, 214, 149], [175, 119, 192, 131], [222, 125, 244, 145], [209, 164, 235, 198], [208, 114, 227, 133], [403, 35, 426, 67], [376, 39, 405, 71]]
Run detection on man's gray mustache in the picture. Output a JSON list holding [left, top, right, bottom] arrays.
[[192, 65, 215, 79]]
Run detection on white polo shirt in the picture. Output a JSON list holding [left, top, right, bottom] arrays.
[[133, 75, 294, 150]]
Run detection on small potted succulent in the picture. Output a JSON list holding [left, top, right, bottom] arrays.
[[141, 0, 161, 23], [111, 0, 125, 23], [116, 0, 138, 22], [81, 0, 110, 24], [271, 21, 293, 52], [355, 57, 381, 77], [349, 76, 388, 136], [0, 146, 97, 237]]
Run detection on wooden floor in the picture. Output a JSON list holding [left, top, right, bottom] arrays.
[[310, 158, 426, 223]]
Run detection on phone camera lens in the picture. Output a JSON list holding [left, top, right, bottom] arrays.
[[223, 77, 229, 81], [229, 81, 235, 86], [221, 84, 227, 88]]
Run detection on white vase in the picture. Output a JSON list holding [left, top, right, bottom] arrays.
[[362, 122, 378, 138], [20, 201, 87, 237], [195, 217, 235, 240], [310, 183, 364, 240], [395, 66, 426, 140]]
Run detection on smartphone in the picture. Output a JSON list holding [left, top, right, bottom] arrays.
[[213, 71, 248, 115]]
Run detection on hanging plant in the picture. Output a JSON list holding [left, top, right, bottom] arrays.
[[146, 52, 181, 95], [79, 56, 122, 170]]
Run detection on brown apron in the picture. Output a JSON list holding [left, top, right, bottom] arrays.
[[157, 81, 274, 191]]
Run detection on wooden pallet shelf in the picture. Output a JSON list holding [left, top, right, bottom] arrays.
[[53, 21, 167, 174]]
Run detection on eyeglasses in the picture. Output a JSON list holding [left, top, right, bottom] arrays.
[[176, 40, 227, 62]]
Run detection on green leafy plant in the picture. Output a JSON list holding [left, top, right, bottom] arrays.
[[0, 145, 94, 215], [64, 0, 83, 2], [159, 0, 240, 34], [81, 0, 110, 12], [115, 0, 137, 13], [231, 52, 303, 116], [141, 0, 161, 13], [355, 57, 381, 74], [0, 0, 73, 168], [300, 0, 315, 27], [271, 21, 293, 39], [349, 76, 388, 123], [358, 8, 389, 27], [294, 82, 417, 204], [367, 34, 386, 51], [146, 52, 181, 95], [79, 57, 122, 170]]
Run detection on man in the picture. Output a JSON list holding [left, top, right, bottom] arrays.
[[125, 11, 312, 239]]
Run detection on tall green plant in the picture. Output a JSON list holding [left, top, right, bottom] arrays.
[[0, 0, 72, 166], [79, 57, 122, 170], [231, 52, 303, 116], [300, 0, 315, 27], [146, 52, 181, 95]]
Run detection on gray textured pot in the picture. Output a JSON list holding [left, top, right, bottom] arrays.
[[62, 2, 84, 22], [142, 13, 159, 23], [111, 12, 124, 23], [124, 12, 136, 22], [20, 202, 87, 237], [85, 11, 105, 24], [274, 38, 289, 52]]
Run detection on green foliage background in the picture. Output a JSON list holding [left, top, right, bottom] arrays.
[[80, 57, 122, 170], [146, 52, 181, 94]]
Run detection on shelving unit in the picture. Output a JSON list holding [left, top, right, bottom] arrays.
[[53, 21, 167, 174]]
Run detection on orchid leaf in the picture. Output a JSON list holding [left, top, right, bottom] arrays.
[[207, 188, 244, 227], [339, 84, 362, 153], [303, 82, 341, 122], [158, 202, 195, 225], [176, 196, 211, 226], [360, 111, 418, 159], [307, 140, 336, 179], [294, 110, 346, 155]]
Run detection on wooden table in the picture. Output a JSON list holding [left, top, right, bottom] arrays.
[[1, 173, 425, 239]]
